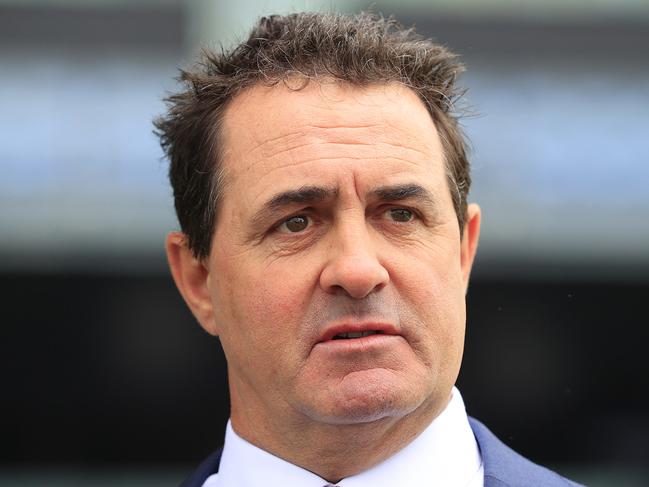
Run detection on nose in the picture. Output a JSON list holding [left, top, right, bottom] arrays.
[[319, 224, 390, 299]]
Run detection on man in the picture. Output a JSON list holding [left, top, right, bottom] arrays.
[[155, 12, 581, 487]]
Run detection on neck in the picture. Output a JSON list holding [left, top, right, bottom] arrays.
[[230, 393, 449, 483]]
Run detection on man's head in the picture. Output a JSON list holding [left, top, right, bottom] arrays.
[[156, 12, 480, 474], [155, 12, 471, 260]]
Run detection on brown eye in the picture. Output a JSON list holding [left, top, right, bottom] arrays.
[[389, 208, 414, 222], [281, 215, 310, 233]]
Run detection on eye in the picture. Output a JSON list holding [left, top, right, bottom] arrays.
[[388, 208, 414, 222], [278, 215, 310, 233]]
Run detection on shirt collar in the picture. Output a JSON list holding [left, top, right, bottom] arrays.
[[205, 387, 482, 487]]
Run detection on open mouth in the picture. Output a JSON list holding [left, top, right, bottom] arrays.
[[332, 330, 383, 340]]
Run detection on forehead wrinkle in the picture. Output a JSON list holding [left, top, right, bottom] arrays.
[[251, 128, 309, 158], [222, 85, 442, 175], [383, 118, 440, 156], [258, 140, 432, 167], [305, 123, 383, 130], [240, 125, 437, 177], [247, 155, 435, 189], [303, 121, 435, 159], [250, 122, 379, 158], [246, 113, 435, 163]]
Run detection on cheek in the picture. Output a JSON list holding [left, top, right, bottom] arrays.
[[236, 266, 316, 380], [392, 247, 464, 313], [250, 282, 303, 332], [391, 250, 466, 358], [222, 261, 312, 344]]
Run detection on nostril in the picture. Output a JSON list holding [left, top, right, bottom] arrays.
[[320, 256, 390, 299]]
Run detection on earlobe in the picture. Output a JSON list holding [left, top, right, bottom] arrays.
[[460, 203, 481, 292], [165, 232, 219, 336]]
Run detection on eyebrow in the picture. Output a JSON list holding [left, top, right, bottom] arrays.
[[267, 186, 337, 209], [250, 185, 338, 229], [371, 184, 438, 211]]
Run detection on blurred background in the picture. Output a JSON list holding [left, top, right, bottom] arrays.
[[2, 0, 648, 485]]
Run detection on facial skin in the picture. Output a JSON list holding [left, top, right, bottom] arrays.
[[166, 80, 480, 480]]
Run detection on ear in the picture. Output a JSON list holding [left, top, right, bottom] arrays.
[[460, 203, 481, 293], [165, 232, 219, 336]]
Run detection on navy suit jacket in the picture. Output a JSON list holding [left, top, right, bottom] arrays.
[[179, 418, 582, 487]]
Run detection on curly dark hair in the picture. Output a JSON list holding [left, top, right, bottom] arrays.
[[154, 11, 471, 259]]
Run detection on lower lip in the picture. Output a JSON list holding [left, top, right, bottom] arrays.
[[313, 334, 403, 353]]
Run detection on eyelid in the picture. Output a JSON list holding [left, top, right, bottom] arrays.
[[377, 203, 420, 218], [272, 211, 314, 234]]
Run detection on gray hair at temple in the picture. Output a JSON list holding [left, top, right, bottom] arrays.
[[154, 11, 471, 258]]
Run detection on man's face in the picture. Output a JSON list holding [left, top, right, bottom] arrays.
[[200, 81, 479, 429]]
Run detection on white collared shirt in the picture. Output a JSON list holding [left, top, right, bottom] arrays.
[[203, 387, 483, 487]]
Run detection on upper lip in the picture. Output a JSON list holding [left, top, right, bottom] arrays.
[[317, 320, 400, 343]]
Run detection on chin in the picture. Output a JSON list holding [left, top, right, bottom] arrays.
[[298, 369, 428, 425]]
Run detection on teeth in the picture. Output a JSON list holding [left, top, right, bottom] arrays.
[[333, 331, 380, 339]]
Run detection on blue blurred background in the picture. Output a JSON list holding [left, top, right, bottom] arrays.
[[2, 0, 648, 485]]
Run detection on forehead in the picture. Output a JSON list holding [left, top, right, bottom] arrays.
[[218, 80, 448, 207]]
